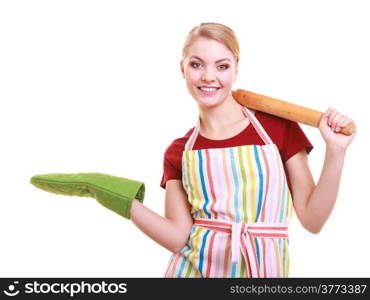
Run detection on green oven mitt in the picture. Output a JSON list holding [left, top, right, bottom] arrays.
[[30, 172, 145, 219]]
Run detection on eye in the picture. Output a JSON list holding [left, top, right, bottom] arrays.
[[218, 64, 229, 70], [190, 61, 202, 68]]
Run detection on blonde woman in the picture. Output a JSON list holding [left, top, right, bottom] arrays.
[[31, 22, 356, 278], [130, 22, 355, 278]]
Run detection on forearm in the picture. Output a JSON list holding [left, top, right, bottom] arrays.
[[130, 199, 186, 253], [303, 146, 346, 233]]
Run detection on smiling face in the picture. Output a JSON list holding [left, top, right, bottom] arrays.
[[181, 37, 238, 108]]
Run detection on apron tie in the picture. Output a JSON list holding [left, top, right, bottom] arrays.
[[232, 222, 247, 264], [193, 218, 289, 278]]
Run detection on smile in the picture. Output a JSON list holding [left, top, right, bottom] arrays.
[[198, 86, 220, 95]]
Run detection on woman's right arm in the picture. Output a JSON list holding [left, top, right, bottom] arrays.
[[130, 179, 193, 253]]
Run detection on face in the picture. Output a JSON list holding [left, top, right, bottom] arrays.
[[181, 37, 238, 108]]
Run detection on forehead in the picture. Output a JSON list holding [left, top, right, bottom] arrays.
[[186, 37, 234, 61]]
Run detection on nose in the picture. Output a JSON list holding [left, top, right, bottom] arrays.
[[201, 66, 216, 82]]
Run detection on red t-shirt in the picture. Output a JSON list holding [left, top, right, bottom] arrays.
[[160, 110, 313, 192]]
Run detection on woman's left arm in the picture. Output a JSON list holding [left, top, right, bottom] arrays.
[[285, 107, 356, 234]]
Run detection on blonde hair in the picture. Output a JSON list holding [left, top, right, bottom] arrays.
[[182, 22, 240, 64]]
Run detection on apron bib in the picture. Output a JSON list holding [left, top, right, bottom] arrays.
[[164, 105, 293, 278]]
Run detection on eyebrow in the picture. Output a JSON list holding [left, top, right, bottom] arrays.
[[189, 56, 231, 63]]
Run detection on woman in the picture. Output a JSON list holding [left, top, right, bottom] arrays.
[[130, 22, 356, 277]]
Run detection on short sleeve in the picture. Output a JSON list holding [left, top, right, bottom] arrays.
[[159, 129, 194, 189], [160, 152, 182, 189], [281, 120, 314, 162]]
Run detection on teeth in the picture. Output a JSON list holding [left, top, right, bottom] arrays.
[[200, 87, 218, 92]]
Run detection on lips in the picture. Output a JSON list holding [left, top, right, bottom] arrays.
[[198, 86, 220, 95], [198, 86, 220, 91]]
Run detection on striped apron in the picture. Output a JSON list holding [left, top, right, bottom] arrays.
[[164, 105, 293, 278]]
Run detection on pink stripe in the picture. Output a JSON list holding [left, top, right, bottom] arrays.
[[223, 235, 231, 277], [240, 234, 252, 277], [205, 231, 216, 277], [260, 147, 270, 222], [265, 239, 273, 277], [196, 224, 230, 233], [265, 148, 278, 221], [256, 239, 264, 277], [249, 235, 261, 278], [188, 128, 198, 149], [222, 148, 233, 219], [205, 149, 218, 219], [262, 238, 267, 277], [212, 149, 226, 220], [273, 147, 283, 222], [249, 226, 288, 230], [212, 232, 221, 277], [250, 233, 288, 238], [164, 255, 174, 277], [166, 253, 182, 277], [194, 219, 230, 228], [186, 121, 200, 150]]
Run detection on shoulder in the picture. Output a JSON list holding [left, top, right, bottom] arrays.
[[163, 127, 194, 159], [255, 110, 312, 150], [255, 109, 289, 127], [161, 129, 194, 189], [257, 110, 313, 160], [254, 110, 290, 140]]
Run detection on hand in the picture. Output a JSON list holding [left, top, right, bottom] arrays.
[[318, 107, 356, 151], [30, 172, 145, 220]]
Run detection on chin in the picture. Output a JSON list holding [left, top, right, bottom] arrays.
[[190, 88, 229, 108], [196, 97, 224, 108]]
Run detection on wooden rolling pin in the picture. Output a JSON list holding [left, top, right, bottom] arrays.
[[232, 89, 355, 136]]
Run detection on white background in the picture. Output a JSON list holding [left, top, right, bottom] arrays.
[[1, 0, 369, 277]]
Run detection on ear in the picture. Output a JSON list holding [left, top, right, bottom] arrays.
[[180, 60, 185, 79]]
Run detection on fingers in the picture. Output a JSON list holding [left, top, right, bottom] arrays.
[[332, 113, 346, 132], [325, 107, 353, 132]]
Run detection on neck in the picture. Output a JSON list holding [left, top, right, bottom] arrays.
[[198, 94, 245, 133]]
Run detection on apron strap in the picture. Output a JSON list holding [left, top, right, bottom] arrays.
[[184, 118, 200, 151], [241, 106, 273, 145]]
